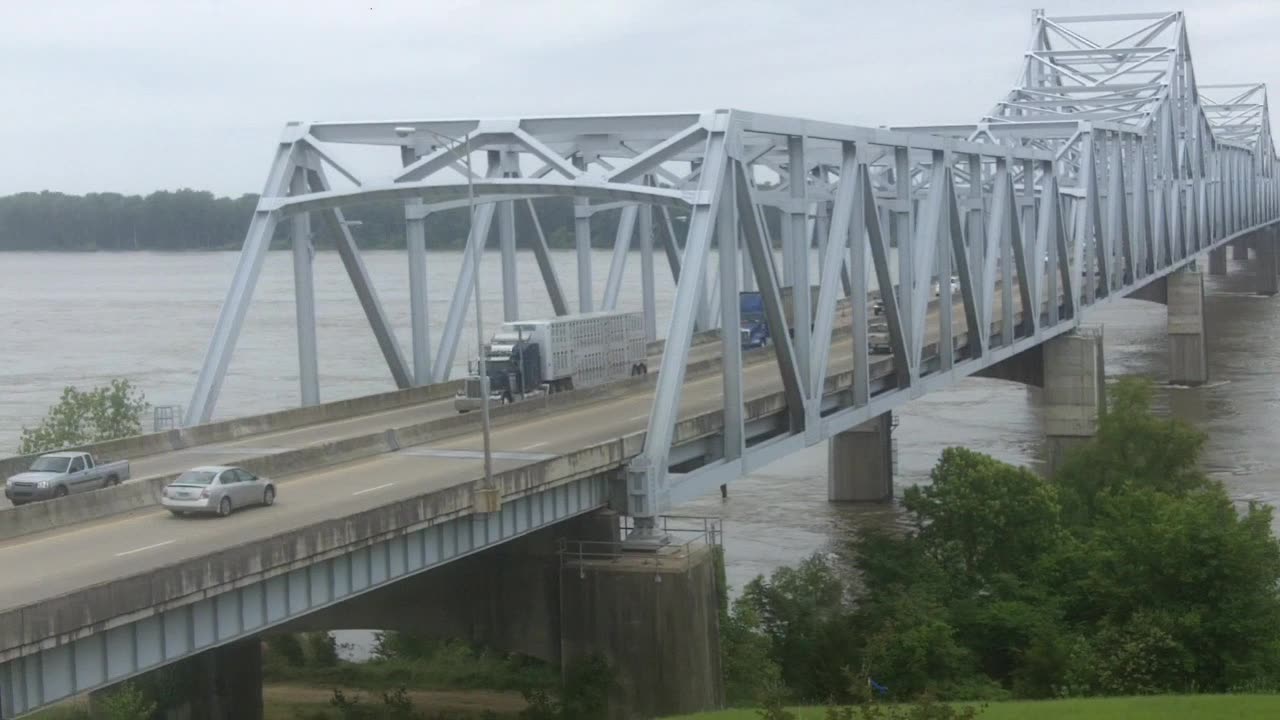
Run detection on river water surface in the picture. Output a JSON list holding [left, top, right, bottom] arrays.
[[2, 250, 1278, 656]]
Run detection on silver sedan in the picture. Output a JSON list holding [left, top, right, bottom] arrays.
[[161, 465, 276, 517]]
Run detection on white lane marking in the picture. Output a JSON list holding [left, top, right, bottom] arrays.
[[522, 441, 549, 450], [352, 482, 396, 497], [629, 413, 649, 421], [115, 540, 175, 557]]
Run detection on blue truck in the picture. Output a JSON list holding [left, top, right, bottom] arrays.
[[739, 287, 892, 354], [738, 286, 824, 350]]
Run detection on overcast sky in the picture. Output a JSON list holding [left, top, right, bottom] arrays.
[[3, 0, 1276, 197]]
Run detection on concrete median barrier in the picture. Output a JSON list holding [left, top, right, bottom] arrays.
[[0, 332, 802, 541], [0, 380, 465, 481]]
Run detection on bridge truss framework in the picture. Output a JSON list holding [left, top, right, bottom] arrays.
[[187, 10, 1279, 534]]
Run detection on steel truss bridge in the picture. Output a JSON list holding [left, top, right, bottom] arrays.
[[3, 9, 1280, 717], [185, 9, 1279, 535]]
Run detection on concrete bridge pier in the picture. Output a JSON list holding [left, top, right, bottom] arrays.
[[1258, 227, 1279, 296], [1233, 239, 1250, 260], [827, 411, 894, 502], [278, 510, 723, 719], [1168, 269, 1209, 386], [1208, 247, 1228, 275], [1043, 330, 1106, 473], [89, 639, 263, 720]]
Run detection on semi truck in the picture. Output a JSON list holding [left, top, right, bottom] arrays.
[[454, 310, 648, 413]]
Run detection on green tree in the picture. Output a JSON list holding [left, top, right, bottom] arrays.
[[305, 631, 339, 667], [838, 377, 1280, 700], [903, 447, 1062, 581], [738, 554, 862, 702], [18, 379, 149, 454], [91, 682, 157, 720]]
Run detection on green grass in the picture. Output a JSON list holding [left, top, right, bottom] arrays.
[[663, 694, 1280, 720]]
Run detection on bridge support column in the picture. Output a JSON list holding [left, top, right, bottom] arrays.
[[1257, 228, 1279, 296], [1168, 269, 1209, 386], [1042, 330, 1105, 474], [1233, 239, 1250, 260], [1208, 247, 1227, 275], [827, 411, 894, 502], [89, 639, 262, 720], [560, 543, 724, 719]]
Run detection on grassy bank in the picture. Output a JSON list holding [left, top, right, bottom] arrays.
[[663, 694, 1280, 720]]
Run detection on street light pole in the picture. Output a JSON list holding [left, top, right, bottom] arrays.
[[462, 134, 497, 497], [396, 127, 494, 500]]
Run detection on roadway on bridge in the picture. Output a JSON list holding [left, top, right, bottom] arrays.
[[0, 339, 728, 510], [0, 285, 1005, 613]]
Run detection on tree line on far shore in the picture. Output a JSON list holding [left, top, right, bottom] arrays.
[[0, 189, 787, 252]]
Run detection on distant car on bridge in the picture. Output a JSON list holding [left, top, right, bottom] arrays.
[[5, 451, 131, 505], [161, 466, 275, 518]]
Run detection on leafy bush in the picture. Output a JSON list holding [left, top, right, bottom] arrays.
[[19, 379, 148, 454]]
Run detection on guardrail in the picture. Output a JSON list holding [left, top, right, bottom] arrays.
[[558, 515, 722, 571]]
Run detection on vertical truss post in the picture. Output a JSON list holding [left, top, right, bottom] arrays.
[[626, 123, 729, 538], [1081, 130, 1107, 303], [788, 136, 812, 393], [574, 153, 593, 313], [639, 183, 657, 342], [403, 146, 432, 385], [499, 151, 519, 321], [849, 161, 870, 407], [1133, 140, 1154, 278], [718, 164, 744, 462], [894, 146, 914, 367], [290, 166, 320, 406], [186, 137, 298, 425], [1106, 138, 1132, 288], [938, 155, 955, 370], [910, 157, 944, 367]]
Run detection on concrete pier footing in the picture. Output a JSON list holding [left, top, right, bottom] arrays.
[[1234, 239, 1250, 260], [1168, 269, 1209, 386], [560, 543, 724, 719], [1043, 330, 1106, 473], [827, 412, 894, 502], [1208, 247, 1227, 275]]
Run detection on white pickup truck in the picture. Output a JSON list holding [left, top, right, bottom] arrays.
[[4, 451, 131, 505]]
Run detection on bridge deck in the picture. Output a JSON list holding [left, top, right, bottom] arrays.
[[0, 286, 989, 613]]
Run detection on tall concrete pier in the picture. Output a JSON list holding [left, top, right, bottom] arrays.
[[1259, 228, 1280, 296], [1208, 246, 1228, 275], [827, 412, 894, 502], [1043, 330, 1106, 473], [1168, 269, 1209, 385]]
